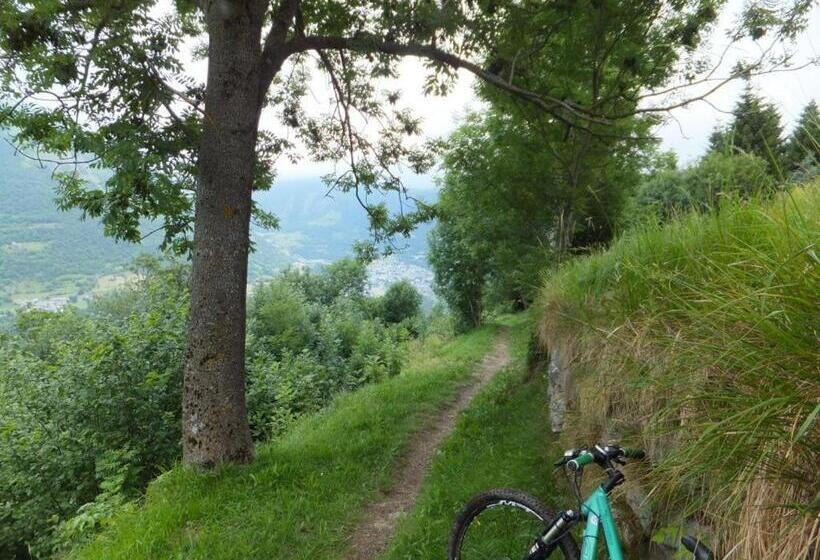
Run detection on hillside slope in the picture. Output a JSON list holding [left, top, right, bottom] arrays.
[[69, 313, 567, 560], [538, 183, 819, 558], [0, 143, 157, 311], [0, 139, 435, 312], [68, 323, 504, 559]]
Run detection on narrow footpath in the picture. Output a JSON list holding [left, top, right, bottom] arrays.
[[345, 331, 512, 560]]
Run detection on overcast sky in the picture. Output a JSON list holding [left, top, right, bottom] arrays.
[[259, 0, 819, 183]]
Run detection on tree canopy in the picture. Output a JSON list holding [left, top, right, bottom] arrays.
[[1, 0, 809, 244], [1, 0, 814, 467], [784, 100, 820, 174]]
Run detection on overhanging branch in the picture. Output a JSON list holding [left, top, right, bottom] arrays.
[[289, 33, 610, 127]]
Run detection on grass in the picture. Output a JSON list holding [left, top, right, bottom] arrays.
[[537, 183, 819, 558], [382, 312, 567, 559], [69, 323, 500, 560]]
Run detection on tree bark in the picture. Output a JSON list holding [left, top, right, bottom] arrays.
[[182, 0, 266, 468]]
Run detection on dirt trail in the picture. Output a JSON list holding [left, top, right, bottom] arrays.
[[345, 330, 511, 560]]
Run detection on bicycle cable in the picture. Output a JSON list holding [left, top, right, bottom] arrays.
[[565, 465, 584, 512]]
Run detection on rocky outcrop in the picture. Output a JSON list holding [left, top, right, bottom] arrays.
[[542, 338, 676, 559], [547, 345, 570, 433]]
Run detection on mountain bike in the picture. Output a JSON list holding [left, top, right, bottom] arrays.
[[449, 443, 715, 560]]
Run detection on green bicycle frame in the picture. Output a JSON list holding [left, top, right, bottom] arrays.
[[578, 486, 624, 560]]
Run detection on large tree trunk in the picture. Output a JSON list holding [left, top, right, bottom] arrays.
[[182, 1, 266, 468]]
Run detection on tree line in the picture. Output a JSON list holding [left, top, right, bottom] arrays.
[[429, 85, 819, 330]]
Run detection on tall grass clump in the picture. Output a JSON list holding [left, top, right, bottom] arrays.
[[538, 182, 819, 558]]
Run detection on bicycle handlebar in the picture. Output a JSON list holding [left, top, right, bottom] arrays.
[[622, 447, 646, 460], [567, 451, 594, 471], [563, 444, 646, 472]]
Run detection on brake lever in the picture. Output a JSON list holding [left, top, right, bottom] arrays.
[[555, 448, 581, 469]]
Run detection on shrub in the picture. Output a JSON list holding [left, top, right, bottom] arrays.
[[247, 279, 315, 356], [378, 280, 422, 324], [0, 260, 188, 558], [247, 350, 331, 439], [279, 258, 368, 305], [321, 258, 368, 302], [687, 151, 775, 205], [0, 255, 416, 558], [629, 152, 775, 223]]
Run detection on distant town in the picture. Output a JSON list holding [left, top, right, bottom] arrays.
[[14, 254, 436, 314]]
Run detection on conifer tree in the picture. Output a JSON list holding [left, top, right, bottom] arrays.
[[714, 86, 785, 174], [784, 100, 820, 173]]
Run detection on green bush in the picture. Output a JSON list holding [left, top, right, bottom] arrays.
[[687, 151, 775, 204], [247, 349, 332, 439], [278, 257, 367, 305], [245, 282, 409, 442], [0, 256, 418, 558], [629, 151, 775, 223], [0, 260, 188, 558], [247, 279, 315, 357], [378, 280, 422, 324]]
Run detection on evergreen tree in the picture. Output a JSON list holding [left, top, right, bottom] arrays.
[[723, 86, 785, 174], [784, 100, 820, 173], [708, 125, 730, 153]]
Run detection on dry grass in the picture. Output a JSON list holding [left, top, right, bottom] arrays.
[[731, 472, 819, 559], [537, 183, 819, 558]]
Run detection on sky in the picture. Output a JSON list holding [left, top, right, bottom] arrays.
[[263, 0, 819, 182], [653, 1, 820, 164]]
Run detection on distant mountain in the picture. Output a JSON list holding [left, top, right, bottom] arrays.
[[0, 140, 438, 311], [250, 179, 436, 278], [0, 143, 160, 311]]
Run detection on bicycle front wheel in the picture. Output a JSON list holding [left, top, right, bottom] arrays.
[[448, 489, 580, 560]]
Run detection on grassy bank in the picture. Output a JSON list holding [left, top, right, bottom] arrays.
[[538, 183, 819, 558], [69, 325, 499, 560], [382, 312, 566, 559]]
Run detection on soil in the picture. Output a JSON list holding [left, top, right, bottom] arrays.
[[345, 330, 512, 560]]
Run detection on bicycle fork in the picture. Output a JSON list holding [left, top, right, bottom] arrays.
[[525, 509, 580, 560]]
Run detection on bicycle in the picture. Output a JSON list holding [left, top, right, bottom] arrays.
[[449, 443, 715, 560]]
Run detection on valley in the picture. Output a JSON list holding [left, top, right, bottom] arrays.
[[0, 141, 437, 313]]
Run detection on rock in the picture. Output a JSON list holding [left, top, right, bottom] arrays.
[[548, 346, 570, 433]]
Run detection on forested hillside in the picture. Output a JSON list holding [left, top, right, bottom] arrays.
[[0, 144, 158, 311], [0, 140, 435, 313]]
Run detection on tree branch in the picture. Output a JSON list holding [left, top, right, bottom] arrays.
[[61, 0, 97, 12], [259, 0, 301, 99], [290, 33, 609, 126]]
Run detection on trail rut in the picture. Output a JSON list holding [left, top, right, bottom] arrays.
[[345, 330, 511, 560]]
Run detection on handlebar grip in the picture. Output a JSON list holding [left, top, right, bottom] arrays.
[[681, 536, 714, 560], [567, 451, 594, 471], [622, 448, 646, 460]]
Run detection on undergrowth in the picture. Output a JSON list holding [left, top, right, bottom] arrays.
[[538, 183, 819, 558], [68, 324, 498, 560]]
